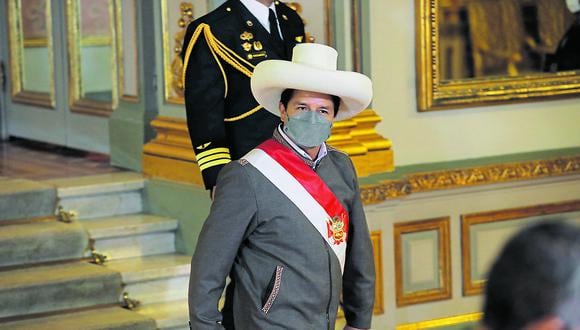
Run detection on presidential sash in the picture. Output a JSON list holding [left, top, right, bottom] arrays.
[[242, 139, 349, 273]]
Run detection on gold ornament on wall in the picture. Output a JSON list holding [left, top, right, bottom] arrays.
[[171, 3, 194, 98]]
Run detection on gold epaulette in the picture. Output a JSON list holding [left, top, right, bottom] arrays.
[[182, 23, 256, 98]]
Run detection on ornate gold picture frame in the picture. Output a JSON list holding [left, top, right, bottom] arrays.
[[461, 199, 580, 296], [415, 0, 580, 111], [394, 217, 452, 306]]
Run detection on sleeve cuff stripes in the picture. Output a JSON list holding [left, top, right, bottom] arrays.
[[196, 147, 232, 171]]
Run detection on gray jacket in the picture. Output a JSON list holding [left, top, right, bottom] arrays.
[[188, 139, 375, 330]]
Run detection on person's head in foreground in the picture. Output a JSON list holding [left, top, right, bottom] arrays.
[[482, 220, 580, 330], [251, 43, 372, 156]]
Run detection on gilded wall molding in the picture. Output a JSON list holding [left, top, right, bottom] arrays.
[[162, 0, 195, 105], [361, 155, 580, 205], [396, 312, 481, 330]]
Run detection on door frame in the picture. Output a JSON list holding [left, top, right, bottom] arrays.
[[0, 2, 9, 140]]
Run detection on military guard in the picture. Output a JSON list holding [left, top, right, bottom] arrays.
[[181, 0, 305, 191], [188, 43, 376, 330]]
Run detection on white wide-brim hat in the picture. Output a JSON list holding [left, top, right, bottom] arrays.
[[567, 0, 580, 13], [251, 43, 373, 121]]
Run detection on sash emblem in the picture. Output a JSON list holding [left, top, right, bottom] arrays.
[[327, 215, 347, 245]]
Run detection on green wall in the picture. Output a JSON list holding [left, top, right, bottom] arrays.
[[109, 0, 156, 171], [143, 179, 211, 255]]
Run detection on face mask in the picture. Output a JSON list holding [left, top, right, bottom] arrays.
[[283, 111, 332, 148]]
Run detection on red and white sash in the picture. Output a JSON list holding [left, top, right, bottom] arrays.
[[242, 139, 349, 273]]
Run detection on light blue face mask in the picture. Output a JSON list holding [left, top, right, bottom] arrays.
[[283, 111, 332, 148]]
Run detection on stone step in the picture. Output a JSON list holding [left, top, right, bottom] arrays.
[[0, 306, 156, 330], [123, 275, 189, 305], [45, 173, 145, 220], [0, 262, 121, 318], [105, 254, 191, 305], [0, 220, 89, 267], [136, 300, 189, 330], [84, 214, 178, 240], [105, 254, 191, 284], [0, 179, 56, 222], [84, 215, 178, 260]]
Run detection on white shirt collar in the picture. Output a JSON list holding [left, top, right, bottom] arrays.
[[238, 0, 282, 37], [277, 125, 328, 168]]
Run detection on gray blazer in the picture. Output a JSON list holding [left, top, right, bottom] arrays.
[[188, 142, 375, 330]]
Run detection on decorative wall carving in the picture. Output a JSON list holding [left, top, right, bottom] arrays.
[[361, 155, 580, 205], [170, 3, 194, 101]]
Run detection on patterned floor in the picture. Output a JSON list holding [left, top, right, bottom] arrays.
[[0, 138, 122, 180]]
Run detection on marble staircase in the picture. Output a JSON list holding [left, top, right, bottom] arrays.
[[0, 173, 192, 329], [46, 173, 191, 330], [0, 177, 154, 329]]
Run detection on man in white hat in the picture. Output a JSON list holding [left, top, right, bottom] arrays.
[[188, 43, 375, 330]]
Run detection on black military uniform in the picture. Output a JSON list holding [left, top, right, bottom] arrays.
[[181, 0, 305, 190]]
